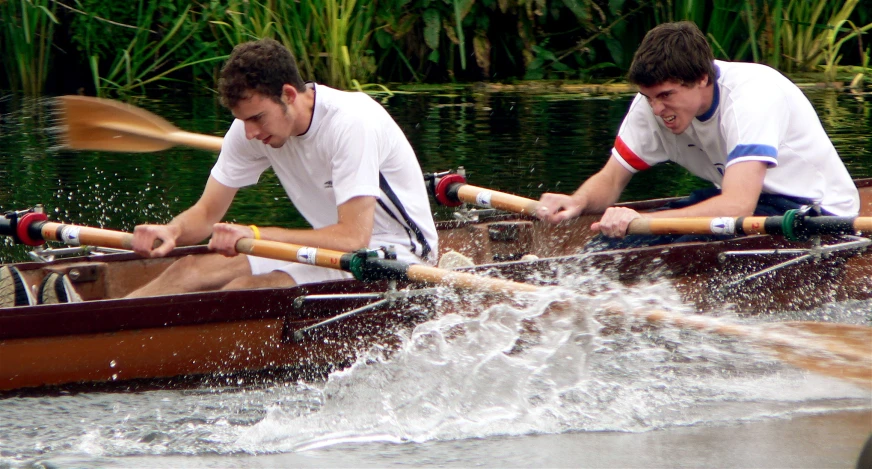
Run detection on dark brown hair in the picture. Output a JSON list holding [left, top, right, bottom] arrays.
[[218, 38, 306, 108], [628, 21, 716, 88]]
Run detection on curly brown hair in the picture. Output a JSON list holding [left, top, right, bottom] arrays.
[[218, 38, 307, 109], [628, 22, 716, 88]]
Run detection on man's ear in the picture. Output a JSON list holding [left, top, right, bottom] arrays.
[[282, 84, 298, 105]]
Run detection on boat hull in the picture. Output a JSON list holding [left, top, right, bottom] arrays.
[[1, 179, 870, 392]]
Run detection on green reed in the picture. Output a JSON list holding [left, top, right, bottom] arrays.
[[2, 0, 870, 97], [821, 19, 872, 83], [662, 0, 870, 79], [849, 46, 870, 88], [82, 1, 226, 97], [774, 0, 866, 73], [210, 0, 377, 90], [0, 0, 58, 96]]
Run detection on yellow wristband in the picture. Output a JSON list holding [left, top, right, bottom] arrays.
[[249, 225, 261, 240]]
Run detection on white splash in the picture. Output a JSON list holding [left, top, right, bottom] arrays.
[[233, 278, 870, 453]]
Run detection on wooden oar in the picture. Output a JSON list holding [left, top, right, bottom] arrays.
[[29, 221, 540, 295], [627, 216, 872, 237], [4, 216, 869, 389], [434, 179, 871, 236], [451, 183, 540, 216], [56, 95, 224, 153]]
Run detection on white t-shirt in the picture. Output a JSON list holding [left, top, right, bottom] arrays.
[[211, 83, 438, 266], [612, 60, 859, 216]]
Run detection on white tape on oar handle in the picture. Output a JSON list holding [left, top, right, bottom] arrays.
[[296, 247, 317, 265], [709, 217, 736, 235], [476, 191, 493, 207], [59, 226, 82, 246]]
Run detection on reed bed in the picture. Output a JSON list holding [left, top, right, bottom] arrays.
[[0, 0, 869, 96]]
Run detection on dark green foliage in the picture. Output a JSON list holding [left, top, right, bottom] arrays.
[[0, 0, 869, 96]]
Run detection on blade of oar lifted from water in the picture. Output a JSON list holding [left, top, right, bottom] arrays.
[[3, 210, 870, 389], [56, 95, 224, 153], [431, 172, 872, 238]]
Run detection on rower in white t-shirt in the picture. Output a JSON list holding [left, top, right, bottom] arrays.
[[126, 38, 437, 296], [536, 21, 859, 241], [213, 82, 438, 282]]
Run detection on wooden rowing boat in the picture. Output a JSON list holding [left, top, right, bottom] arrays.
[[0, 96, 867, 393], [1, 178, 869, 393]]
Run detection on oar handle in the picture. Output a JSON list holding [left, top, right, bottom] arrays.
[[454, 184, 540, 216]]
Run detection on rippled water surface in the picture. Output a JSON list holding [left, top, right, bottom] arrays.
[[0, 88, 871, 467]]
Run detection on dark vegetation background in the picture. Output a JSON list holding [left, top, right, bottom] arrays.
[[3, 0, 871, 98]]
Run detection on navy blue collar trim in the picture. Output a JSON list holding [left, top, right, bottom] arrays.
[[696, 63, 720, 122]]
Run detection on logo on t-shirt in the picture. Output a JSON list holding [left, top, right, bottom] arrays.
[[323, 180, 333, 189], [714, 163, 725, 176]]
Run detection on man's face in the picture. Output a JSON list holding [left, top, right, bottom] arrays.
[[637, 77, 711, 135], [231, 92, 294, 148]]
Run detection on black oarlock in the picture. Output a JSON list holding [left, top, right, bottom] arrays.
[[342, 249, 410, 282]]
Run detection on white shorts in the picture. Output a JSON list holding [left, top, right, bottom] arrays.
[[247, 256, 353, 285]]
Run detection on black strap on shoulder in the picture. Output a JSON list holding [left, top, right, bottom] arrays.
[[378, 172, 432, 259]]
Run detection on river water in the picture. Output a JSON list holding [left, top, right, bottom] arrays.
[[0, 86, 871, 467]]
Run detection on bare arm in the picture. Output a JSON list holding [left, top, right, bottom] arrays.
[[537, 156, 634, 223], [208, 196, 377, 256], [132, 176, 238, 257], [593, 161, 768, 237], [645, 161, 767, 218]]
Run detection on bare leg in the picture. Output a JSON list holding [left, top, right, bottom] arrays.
[[127, 253, 252, 298], [222, 270, 297, 290]]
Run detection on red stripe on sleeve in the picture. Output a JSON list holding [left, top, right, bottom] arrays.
[[613, 136, 650, 171]]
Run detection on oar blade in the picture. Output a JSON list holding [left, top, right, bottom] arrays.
[[756, 322, 871, 389], [56, 95, 178, 153], [782, 321, 872, 350], [640, 309, 872, 389], [771, 345, 871, 389]]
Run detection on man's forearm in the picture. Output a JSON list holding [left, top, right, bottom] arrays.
[[254, 224, 371, 253], [572, 172, 624, 214], [166, 206, 218, 246], [645, 194, 755, 218]]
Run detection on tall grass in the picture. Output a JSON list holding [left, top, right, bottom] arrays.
[[775, 0, 866, 73], [210, 0, 377, 90], [82, 0, 226, 97], [2, 0, 870, 96], [667, 0, 870, 80], [821, 19, 872, 82], [0, 0, 58, 96]]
